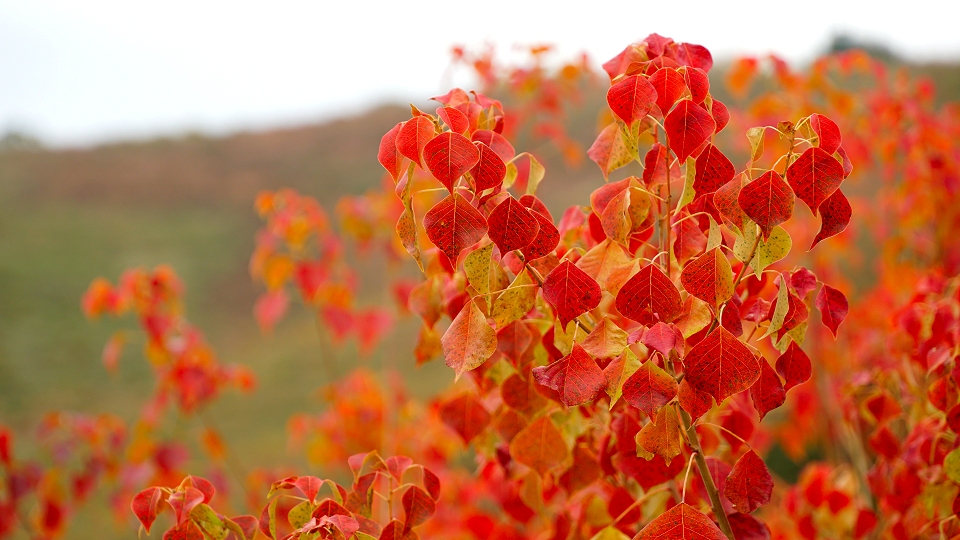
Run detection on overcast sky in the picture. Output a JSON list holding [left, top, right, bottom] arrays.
[[2, 0, 959, 147]]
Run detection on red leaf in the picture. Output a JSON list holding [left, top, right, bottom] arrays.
[[294, 476, 321, 503], [532, 343, 605, 406], [642, 143, 679, 185], [724, 450, 774, 513], [635, 502, 726, 540], [622, 357, 678, 418], [669, 42, 713, 71], [738, 170, 794, 239], [439, 394, 491, 443], [542, 260, 602, 329], [379, 122, 405, 182], [379, 520, 418, 540], [488, 197, 540, 253], [714, 175, 747, 232], [396, 116, 435, 168], [441, 298, 497, 379], [402, 486, 435, 528], [810, 189, 851, 249], [230, 515, 257, 540], [786, 147, 844, 215], [664, 99, 715, 161], [131, 487, 163, 534], [423, 132, 480, 192], [508, 416, 569, 477], [521, 209, 560, 261], [167, 487, 204, 525], [615, 263, 683, 326], [649, 67, 687, 115], [694, 144, 735, 195], [728, 512, 772, 540], [750, 360, 786, 421], [188, 476, 215, 504], [810, 113, 841, 154], [680, 66, 709, 103], [816, 284, 848, 337], [684, 326, 760, 404], [772, 344, 809, 392], [472, 130, 515, 162], [711, 99, 730, 133], [678, 379, 713, 420], [436, 106, 468, 134], [469, 142, 507, 193], [423, 193, 487, 263], [641, 322, 684, 358], [606, 75, 657, 125], [680, 248, 734, 309]]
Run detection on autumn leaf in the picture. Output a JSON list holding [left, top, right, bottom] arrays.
[[378, 122, 405, 182], [684, 326, 760, 404], [636, 404, 683, 463], [424, 132, 481, 192], [439, 393, 491, 443], [521, 210, 560, 261], [487, 196, 540, 253], [786, 147, 844, 215], [542, 260, 602, 330], [750, 360, 786, 421], [606, 75, 657, 125], [664, 99, 715, 161], [589, 122, 639, 179], [423, 193, 488, 263], [816, 284, 848, 337], [509, 416, 569, 477], [678, 379, 713, 420], [532, 343, 605, 406], [694, 144, 735, 195], [714, 174, 748, 234], [131, 487, 164, 534], [441, 299, 497, 380], [492, 269, 539, 328], [738, 170, 794, 240], [680, 248, 734, 309], [396, 116, 435, 168], [402, 486, 435, 528], [470, 142, 507, 193], [579, 317, 629, 359], [775, 342, 811, 391], [634, 502, 726, 540], [649, 67, 687, 115], [641, 322, 684, 358], [724, 450, 774, 513], [472, 129, 515, 161], [810, 189, 851, 249], [437, 106, 468, 134], [622, 357, 678, 419], [615, 263, 683, 326]]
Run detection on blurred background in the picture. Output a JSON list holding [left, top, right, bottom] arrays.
[[0, 0, 959, 536]]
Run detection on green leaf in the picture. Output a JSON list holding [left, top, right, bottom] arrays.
[[675, 156, 698, 214], [492, 269, 538, 328], [287, 500, 315, 529], [464, 243, 495, 298], [734, 222, 792, 276], [191, 503, 228, 540], [945, 448, 960, 484]]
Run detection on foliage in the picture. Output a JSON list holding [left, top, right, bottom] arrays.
[[1, 33, 960, 540]]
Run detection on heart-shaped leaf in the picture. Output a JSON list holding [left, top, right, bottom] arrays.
[[396, 116, 435, 168], [615, 264, 683, 326], [508, 416, 569, 477], [424, 132, 480, 192], [816, 284, 848, 337], [724, 450, 774, 513], [441, 299, 497, 380], [684, 326, 760, 404], [487, 196, 540, 253], [423, 193, 488, 263], [606, 75, 657, 125], [532, 343, 605, 406], [542, 260, 602, 330], [635, 502, 726, 540], [810, 189, 851, 249], [664, 99, 715, 161], [680, 248, 734, 309], [786, 147, 844, 215], [622, 358, 678, 419], [738, 170, 794, 240]]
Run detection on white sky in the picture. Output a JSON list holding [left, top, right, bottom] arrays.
[[2, 0, 959, 147]]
